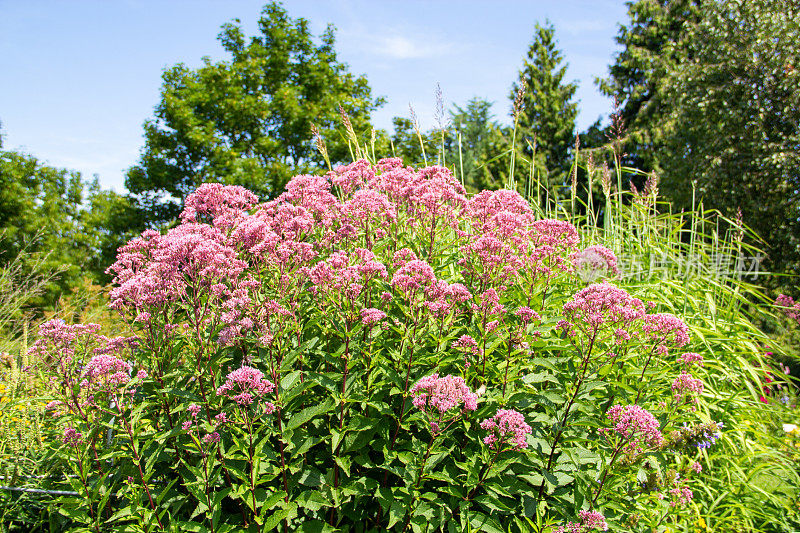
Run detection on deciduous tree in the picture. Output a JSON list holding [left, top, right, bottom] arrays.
[[126, 2, 383, 225]]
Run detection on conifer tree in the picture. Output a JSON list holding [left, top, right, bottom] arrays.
[[445, 98, 507, 193], [511, 22, 578, 198], [597, 0, 702, 172]]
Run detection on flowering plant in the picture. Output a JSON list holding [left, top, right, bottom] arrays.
[[29, 159, 722, 531]]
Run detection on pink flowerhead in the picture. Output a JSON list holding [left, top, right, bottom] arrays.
[[561, 283, 645, 336], [678, 352, 704, 367], [216, 366, 275, 408], [411, 374, 478, 414], [516, 306, 541, 324], [530, 219, 580, 249], [480, 409, 531, 451], [578, 510, 608, 531], [467, 189, 531, 224], [642, 313, 690, 353], [188, 404, 202, 417], [669, 485, 694, 507], [452, 335, 479, 354], [82, 354, 132, 390], [180, 183, 258, 225], [136, 369, 148, 380], [361, 307, 387, 326], [571, 245, 619, 281], [391, 259, 436, 296], [62, 427, 83, 447], [202, 432, 221, 444], [776, 294, 800, 323], [555, 510, 608, 533], [672, 371, 704, 402], [605, 404, 664, 452]]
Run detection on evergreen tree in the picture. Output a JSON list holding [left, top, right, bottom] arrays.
[[126, 2, 382, 226], [597, 0, 702, 172], [445, 98, 507, 193], [658, 0, 800, 277], [511, 22, 578, 197]]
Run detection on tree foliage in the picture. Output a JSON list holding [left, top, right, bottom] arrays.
[[0, 132, 137, 308], [445, 98, 508, 193], [126, 1, 383, 226], [657, 0, 800, 277], [597, 0, 702, 172], [600, 0, 800, 277], [511, 22, 578, 195]]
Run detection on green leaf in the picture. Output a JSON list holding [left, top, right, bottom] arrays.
[[468, 511, 504, 533], [286, 398, 334, 431], [261, 502, 298, 531], [296, 490, 331, 512]]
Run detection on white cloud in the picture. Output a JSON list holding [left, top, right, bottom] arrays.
[[375, 34, 454, 59], [557, 18, 616, 37]]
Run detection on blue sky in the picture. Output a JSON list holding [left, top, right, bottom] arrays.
[[0, 0, 629, 192]]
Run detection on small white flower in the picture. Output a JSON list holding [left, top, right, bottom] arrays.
[[782, 423, 798, 434]]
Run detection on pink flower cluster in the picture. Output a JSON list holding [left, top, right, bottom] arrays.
[[642, 313, 690, 354], [669, 485, 694, 507], [180, 183, 259, 225], [678, 352, 704, 367], [107, 223, 248, 316], [578, 510, 608, 531], [554, 510, 608, 532], [452, 335, 479, 367], [82, 354, 132, 390], [776, 294, 800, 324], [308, 249, 388, 305], [411, 374, 478, 415], [28, 319, 101, 360], [459, 189, 581, 286], [570, 245, 619, 280], [216, 366, 275, 410], [559, 283, 645, 337], [62, 427, 83, 447], [202, 432, 221, 444], [530, 219, 580, 250], [391, 259, 437, 297], [516, 306, 541, 324], [604, 404, 664, 452], [340, 189, 396, 240], [467, 189, 532, 225], [480, 409, 531, 451], [360, 308, 387, 326], [452, 335, 478, 353], [672, 371, 704, 402]]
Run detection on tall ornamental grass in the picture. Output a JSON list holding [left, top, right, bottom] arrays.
[[12, 156, 797, 533]]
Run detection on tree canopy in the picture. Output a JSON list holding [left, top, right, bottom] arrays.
[[601, 0, 800, 277], [657, 0, 800, 277], [0, 133, 136, 307], [126, 1, 383, 226], [511, 22, 578, 197], [597, 0, 702, 172]]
